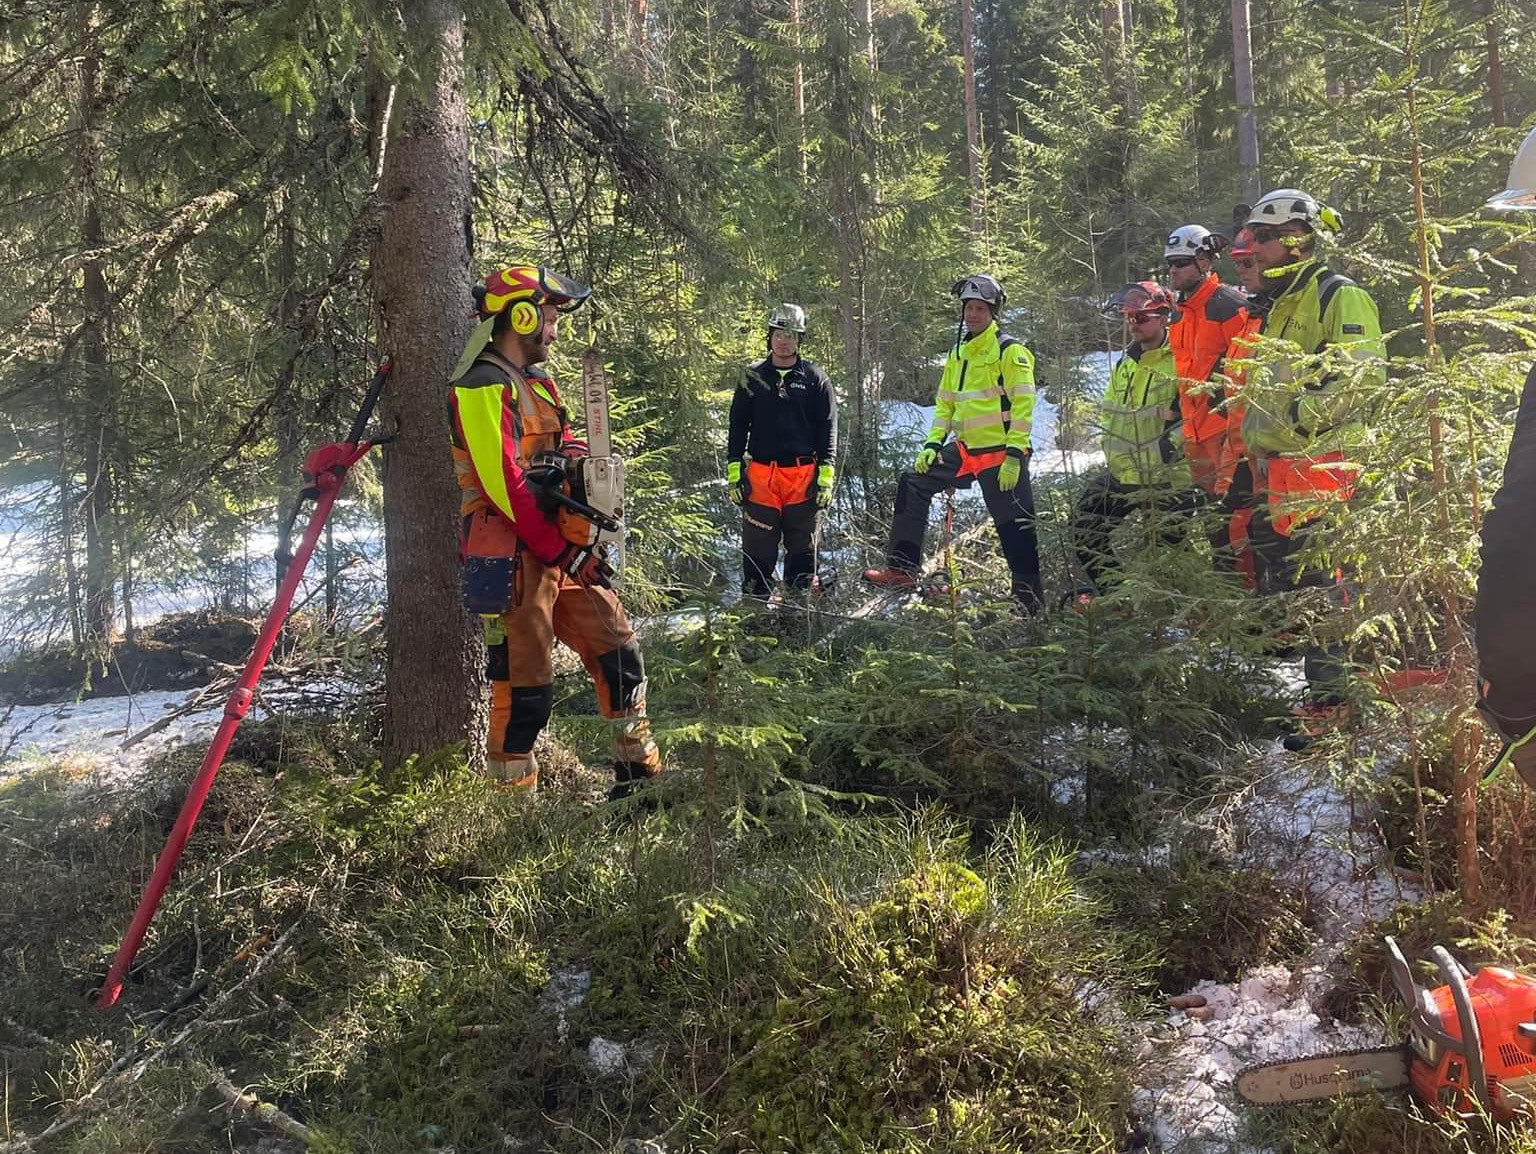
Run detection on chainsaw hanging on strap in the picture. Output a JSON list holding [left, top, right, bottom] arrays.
[[1235, 936, 1536, 1120], [527, 347, 627, 583]]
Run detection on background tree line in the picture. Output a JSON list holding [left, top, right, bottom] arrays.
[[1, 0, 1534, 768]]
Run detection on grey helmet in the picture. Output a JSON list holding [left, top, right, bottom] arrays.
[[953, 273, 1006, 312], [766, 302, 807, 334], [1488, 125, 1536, 211]]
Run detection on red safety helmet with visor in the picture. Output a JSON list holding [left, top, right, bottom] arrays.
[[1101, 280, 1176, 326]]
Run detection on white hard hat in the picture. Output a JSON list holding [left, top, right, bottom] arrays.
[[1488, 125, 1536, 211], [1164, 224, 1215, 259], [1247, 188, 1342, 233], [953, 273, 1006, 310]]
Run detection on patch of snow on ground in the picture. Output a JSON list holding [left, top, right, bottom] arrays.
[[1135, 963, 1388, 1152], [536, 966, 592, 1043], [1133, 741, 1420, 1151], [586, 1036, 630, 1075], [0, 677, 366, 779]]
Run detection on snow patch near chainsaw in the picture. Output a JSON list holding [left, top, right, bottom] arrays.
[[1134, 963, 1389, 1151], [1133, 743, 1419, 1149]]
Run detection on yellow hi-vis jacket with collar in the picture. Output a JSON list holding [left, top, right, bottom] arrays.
[[1240, 259, 1385, 457], [924, 322, 1036, 456], [1100, 339, 1187, 488]]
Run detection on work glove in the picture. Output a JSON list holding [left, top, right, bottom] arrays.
[[997, 449, 1028, 492], [553, 542, 614, 589], [913, 442, 941, 474], [814, 464, 835, 510], [726, 460, 747, 506], [560, 437, 589, 459]]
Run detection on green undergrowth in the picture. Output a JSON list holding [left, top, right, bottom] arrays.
[[1242, 1088, 1536, 1154], [0, 720, 1145, 1153], [1083, 845, 1316, 994]]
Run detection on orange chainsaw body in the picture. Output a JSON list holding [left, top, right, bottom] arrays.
[[1406, 962, 1536, 1119]]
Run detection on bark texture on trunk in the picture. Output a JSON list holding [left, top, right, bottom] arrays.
[[374, 0, 484, 767]]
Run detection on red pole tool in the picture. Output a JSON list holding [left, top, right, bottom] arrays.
[[96, 358, 392, 1008]]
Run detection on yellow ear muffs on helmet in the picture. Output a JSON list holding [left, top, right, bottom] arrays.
[[509, 299, 541, 335]]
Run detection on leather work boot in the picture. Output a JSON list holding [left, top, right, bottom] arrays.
[[861, 567, 917, 588]]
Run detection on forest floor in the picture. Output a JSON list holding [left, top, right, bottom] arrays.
[[4, 603, 1534, 1153]]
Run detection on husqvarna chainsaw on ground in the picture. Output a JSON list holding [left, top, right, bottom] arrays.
[[1236, 936, 1536, 1120]]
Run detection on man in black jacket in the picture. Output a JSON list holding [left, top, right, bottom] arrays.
[[1477, 125, 1536, 783], [726, 304, 838, 598]]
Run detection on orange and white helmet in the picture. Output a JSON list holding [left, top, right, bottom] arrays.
[[1488, 125, 1536, 211]]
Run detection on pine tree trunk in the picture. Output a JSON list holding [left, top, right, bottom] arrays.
[[77, 7, 115, 644], [373, 0, 484, 768], [274, 117, 303, 592], [1484, 0, 1505, 128], [59, 424, 83, 647], [789, 0, 807, 181], [1405, 27, 1480, 907], [959, 0, 982, 241], [1231, 0, 1261, 204]]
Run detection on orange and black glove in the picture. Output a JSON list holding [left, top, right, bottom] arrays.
[[554, 543, 614, 589]]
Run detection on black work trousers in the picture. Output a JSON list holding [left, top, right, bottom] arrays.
[[884, 441, 1043, 609], [742, 499, 819, 596], [1072, 470, 1196, 592], [1249, 505, 1350, 706]]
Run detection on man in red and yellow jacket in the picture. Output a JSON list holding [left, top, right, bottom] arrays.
[[449, 266, 660, 796]]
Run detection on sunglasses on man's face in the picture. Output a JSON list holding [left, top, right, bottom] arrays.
[[1233, 256, 1256, 270], [1165, 257, 1196, 269], [1251, 224, 1302, 244], [1126, 308, 1169, 325]]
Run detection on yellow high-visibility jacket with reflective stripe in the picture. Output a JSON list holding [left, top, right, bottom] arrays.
[[1240, 260, 1385, 457], [926, 322, 1035, 454], [1099, 339, 1187, 488]]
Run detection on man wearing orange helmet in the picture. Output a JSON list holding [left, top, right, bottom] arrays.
[[1071, 282, 1186, 594], [449, 266, 661, 797]]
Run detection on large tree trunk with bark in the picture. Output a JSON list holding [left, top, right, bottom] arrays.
[[959, 0, 982, 242], [373, 0, 484, 768]]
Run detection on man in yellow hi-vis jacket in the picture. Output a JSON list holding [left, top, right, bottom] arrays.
[[862, 274, 1043, 611]]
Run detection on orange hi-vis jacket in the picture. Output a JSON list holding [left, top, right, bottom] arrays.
[[1214, 310, 1265, 498], [449, 350, 572, 567], [1169, 273, 1252, 492]]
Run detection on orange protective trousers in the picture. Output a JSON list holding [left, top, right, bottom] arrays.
[[485, 552, 659, 789]]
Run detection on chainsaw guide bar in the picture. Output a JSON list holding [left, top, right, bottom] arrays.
[[1235, 1044, 1410, 1106]]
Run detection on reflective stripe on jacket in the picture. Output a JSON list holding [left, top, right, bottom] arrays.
[[449, 353, 568, 564], [1100, 340, 1186, 488], [927, 322, 1035, 455], [1240, 260, 1385, 457], [1170, 273, 1252, 447]]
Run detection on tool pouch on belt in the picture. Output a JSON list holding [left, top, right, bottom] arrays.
[[460, 508, 524, 615], [463, 553, 520, 615]]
